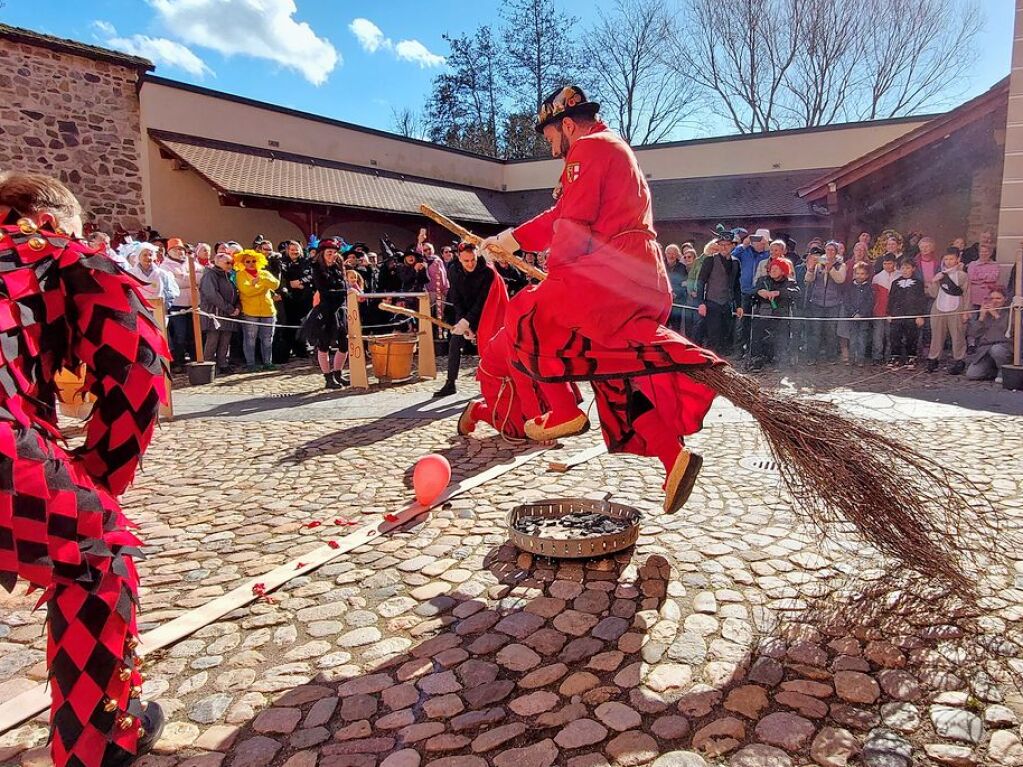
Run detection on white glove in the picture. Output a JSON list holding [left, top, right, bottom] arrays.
[[481, 228, 521, 258], [452, 318, 470, 336]]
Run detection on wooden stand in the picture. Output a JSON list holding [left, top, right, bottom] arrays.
[[347, 292, 436, 390]]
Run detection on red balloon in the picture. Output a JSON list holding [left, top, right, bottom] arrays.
[[413, 454, 451, 506]]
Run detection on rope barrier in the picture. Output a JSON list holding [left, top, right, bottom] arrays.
[[170, 308, 413, 332], [668, 303, 1000, 322]]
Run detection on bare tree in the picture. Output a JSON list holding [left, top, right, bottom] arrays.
[[857, 0, 982, 119], [425, 27, 504, 156], [501, 0, 582, 114], [390, 107, 427, 140], [665, 0, 802, 133], [582, 0, 703, 144], [781, 0, 865, 126], [667, 0, 982, 133]]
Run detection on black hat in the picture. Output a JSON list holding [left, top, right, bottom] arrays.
[[808, 246, 825, 256], [535, 85, 600, 133]]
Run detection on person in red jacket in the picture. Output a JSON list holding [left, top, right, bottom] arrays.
[[479, 86, 722, 515], [0, 172, 167, 767]]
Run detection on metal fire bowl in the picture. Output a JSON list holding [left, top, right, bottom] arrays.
[[507, 497, 641, 560]]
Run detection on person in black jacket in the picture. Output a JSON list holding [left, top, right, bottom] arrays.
[[199, 251, 240, 373], [844, 263, 875, 366], [397, 251, 429, 293], [696, 236, 742, 356], [299, 239, 350, 389], [277, 240, 314, 360], [887, 257, 928, 366], [434, 242, 495, 398]]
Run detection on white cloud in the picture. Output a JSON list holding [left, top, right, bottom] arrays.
[[149, 0, 339, 86], [349, 18, 389, 53], [109, 35, 214, 77], [349, 17, 444, 69], [394, 40, 445, 69], [92, 19, 213, 77], [91, 20, 117, 37]]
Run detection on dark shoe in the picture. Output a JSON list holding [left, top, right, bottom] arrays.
[[103, 702, 165, 767], [433, 382, 457, 398], [925, 358, 940, 373], [948, 360, 966, 376], [262, 363, 277, 371], [324, 373, 342, 390], [245, 364, 259, 373], [332, 371, 350, 388]]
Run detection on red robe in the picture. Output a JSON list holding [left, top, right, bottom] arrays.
[[472, 264, 578, 439], [505, 122, 721, 460]]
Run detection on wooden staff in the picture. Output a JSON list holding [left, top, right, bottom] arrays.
[[379, 301, 454, 331], [419, 204, 548, 283]]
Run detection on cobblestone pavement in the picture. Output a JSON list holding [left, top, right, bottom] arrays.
[[1, 359, 1021, 767]]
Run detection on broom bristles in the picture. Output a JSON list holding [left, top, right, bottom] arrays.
[[687, 365, 1000, 601]]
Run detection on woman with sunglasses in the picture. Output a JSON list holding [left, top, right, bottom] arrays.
[[234, 249, 281, 371]]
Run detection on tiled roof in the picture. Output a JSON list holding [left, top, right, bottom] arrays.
[[150, 131, 514, 225], [0, 24, 154, 70], [151, 130, 828, 225]]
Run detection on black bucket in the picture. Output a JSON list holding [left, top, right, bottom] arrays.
[[186, 361, 216, 386], [1002, 364, 1023, 391]]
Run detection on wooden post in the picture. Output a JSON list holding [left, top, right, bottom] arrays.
[[417, 293, 437, 379], [187, 253, 204, 363], [149, 298, 174, 420], [1014, 244, 1022, 367], [347, 290, 369, 389]]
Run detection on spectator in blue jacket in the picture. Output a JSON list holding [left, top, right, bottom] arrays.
[[731, 227, 772, 353]]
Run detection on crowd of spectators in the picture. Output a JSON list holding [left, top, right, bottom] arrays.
[[84, 223, 1016, 387], [662, 227, 1018, 383]]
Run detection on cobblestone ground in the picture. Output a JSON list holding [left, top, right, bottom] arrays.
[[1, 359, 1021, 767]]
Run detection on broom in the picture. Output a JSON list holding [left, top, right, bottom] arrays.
[[420, 206, 1001, 600]]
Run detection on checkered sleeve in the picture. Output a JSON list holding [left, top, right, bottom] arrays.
[[60, 247, 169, 496]]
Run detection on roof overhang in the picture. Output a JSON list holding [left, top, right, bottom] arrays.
[[797, 78, 1009, 201]]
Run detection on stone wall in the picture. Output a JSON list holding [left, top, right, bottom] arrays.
[[0, 38, 147, 232]]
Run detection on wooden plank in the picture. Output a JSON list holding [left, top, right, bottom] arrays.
[[149, 298, 174, 421], [547, 443, 607, 473], [347, 290, 369, 390], [417, 294, 437, 380], [0, 443, 552, 735]]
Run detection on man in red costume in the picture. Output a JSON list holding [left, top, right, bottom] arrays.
[[0, 172, 168, 767], [476, 86, 723, 515]]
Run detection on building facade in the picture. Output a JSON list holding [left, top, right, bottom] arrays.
[[0, 22, 1013, 263]]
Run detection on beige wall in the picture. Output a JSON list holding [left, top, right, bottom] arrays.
[[501, 120, 930, 191], [139, 80, 505, 193], [998, 0, 1023, 271]]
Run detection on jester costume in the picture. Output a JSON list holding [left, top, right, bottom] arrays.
[[0, 217, 168, 767], [479, 87, 724, 512]]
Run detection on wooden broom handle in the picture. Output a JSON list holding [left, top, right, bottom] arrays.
[[419, 204, 548, 283], [379, 301, 454, 331]]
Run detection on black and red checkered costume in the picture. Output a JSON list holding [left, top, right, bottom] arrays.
[[0, 219, 167, 767]]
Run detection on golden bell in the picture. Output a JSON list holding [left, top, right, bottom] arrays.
[[137, 726, 146, 738], [138, 672, 147, 682], [118, 715, 134, 730], [27, 235, 47, 251], [103, 698, 119, 713], [118, 667, 132, 681], [16, 218, 37, 235], [127, 638, 139, 650], [130, 685, 143, 697]]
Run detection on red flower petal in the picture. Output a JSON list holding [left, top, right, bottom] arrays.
[[383, 513, 399, 523], [305, 520, 323, 528], [328, 540, 340, 549]]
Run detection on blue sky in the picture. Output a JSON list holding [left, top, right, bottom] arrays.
[[2, 0, 1013, 141]]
